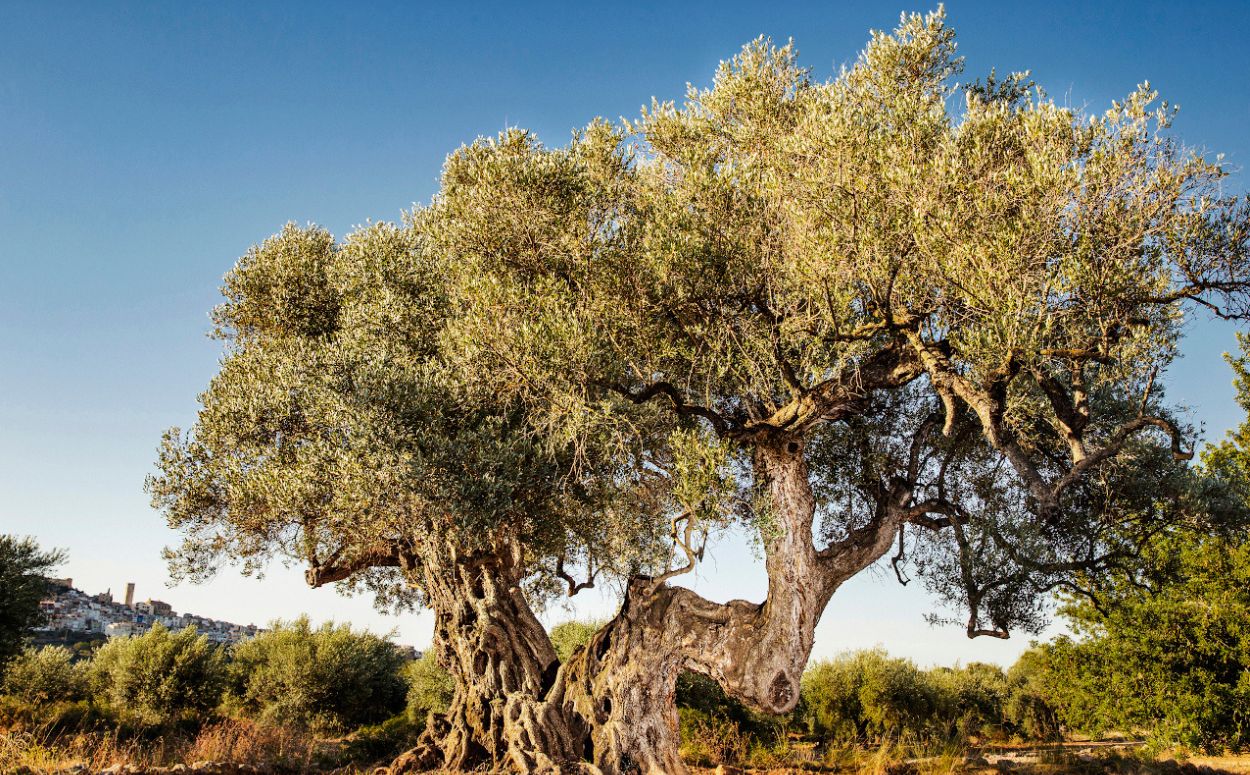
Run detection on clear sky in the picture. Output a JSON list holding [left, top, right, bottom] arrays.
[[2, 0, 1248, 667]]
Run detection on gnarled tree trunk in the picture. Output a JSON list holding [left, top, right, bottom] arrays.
[[554, 435, 907, 774], [390, 538, 591, 773], [391, 437, 909, 774]]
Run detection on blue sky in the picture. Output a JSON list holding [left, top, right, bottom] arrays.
[[2, 0, 1248, 666]]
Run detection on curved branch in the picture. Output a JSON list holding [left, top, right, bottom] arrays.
[[601, 380, 731, 435], [304, 543, 406, 588], [555, 555, 597, 597]]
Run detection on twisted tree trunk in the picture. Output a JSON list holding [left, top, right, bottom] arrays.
[[554, 435, 907, 774], [390, 437, 908, 774], [389, 539, 591, 774]]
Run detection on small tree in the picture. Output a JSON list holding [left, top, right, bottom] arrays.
[[90, 623, 226, 724], [0, 536, 63, 676], [1003, 648, 1063, 742], [801, 650, 942, 743], [226, 617, 406, 732], [929, 663, 1010, 742]]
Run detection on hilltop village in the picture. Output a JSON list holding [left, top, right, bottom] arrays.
[[35, 577, 262, 645]]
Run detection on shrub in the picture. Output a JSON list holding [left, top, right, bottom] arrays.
[[801, 650, 943, 744], [90, 623, 227, 725], [225, 617, 406, 732], [1, 646, 87, 705], [340, 714, 421, 763], [402, 650, 453, 726], [929, 662, 1010, 741], [548, 620, 602, 662], [1003, 647, 1062, 741], [679, 708, 750, 767]]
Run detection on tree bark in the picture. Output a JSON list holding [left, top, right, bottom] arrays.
[[554, 435, 907, 774], [390, 437, 908, 773], [389, 538, 591, 774]]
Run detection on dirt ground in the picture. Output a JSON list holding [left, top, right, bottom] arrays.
[[690, 742, 1250, 774]]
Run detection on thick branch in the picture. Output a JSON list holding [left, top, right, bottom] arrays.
[[305, 544, 405, 588]]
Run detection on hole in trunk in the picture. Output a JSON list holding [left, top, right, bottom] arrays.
[[769, 670, 794, 708], [593, 628, 613, 661], [540, 658, 559, 696]]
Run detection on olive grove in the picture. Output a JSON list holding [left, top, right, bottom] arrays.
[[150, 10, 1250, 774]]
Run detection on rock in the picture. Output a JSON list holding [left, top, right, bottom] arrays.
[[715, 766, 745, 775], [965, 755, 991, 767]]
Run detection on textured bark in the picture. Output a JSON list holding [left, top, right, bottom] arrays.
[[555, 435, 907, 774], [558, 589, 687, 775], [388, 539, 590, 774], [389, 437, 909, 773]]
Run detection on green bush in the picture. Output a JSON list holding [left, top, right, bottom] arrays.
[[402, 650, 453, 726], [801, 650, 943, 744], [1003, 647, 1062, 742], [225, 617, 406, 732], [339, 714, 421, 763], [0, 646, 87, 706], [90, 623, 226, 725], [1007, 533, 1250, 753], [548, 620, 602, 662], [929, 662, 1010, 741]]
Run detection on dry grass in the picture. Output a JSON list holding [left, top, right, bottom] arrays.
[[683, 738, 1250, 774], [184, 719, 322, 769], [0, 718, 343, 773], [7, 715, 1250, 774]]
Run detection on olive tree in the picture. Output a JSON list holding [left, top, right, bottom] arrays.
[[148, 222, 670, 770], [153, 9, 1250, 774], [90, 623, 226, 724], [0, 646, 87, 706], [225, 617, 407, 731], [434, 10, 1250, 771]]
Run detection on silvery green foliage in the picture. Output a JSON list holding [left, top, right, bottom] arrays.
[[402, 650, 454, 727], [433, 10, 1250, 636], [149, 218, 672, 610], [152, 9, 1250, 640], [90, 623, 226, 724], [225, 616, 406, 732], [0, 646, 87, 706]]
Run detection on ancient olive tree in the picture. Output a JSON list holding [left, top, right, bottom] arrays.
[[147, 222, 673, 771], [434, 10, 1250, 771], [154, 9, 1250, 774]]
